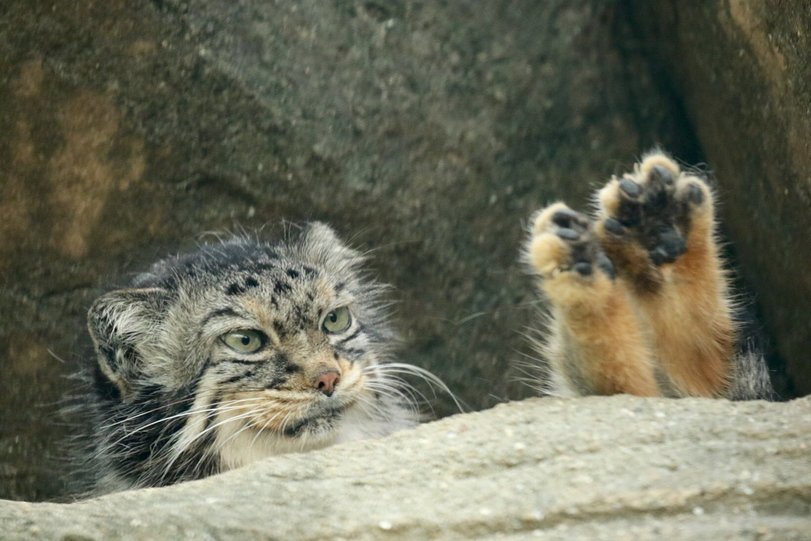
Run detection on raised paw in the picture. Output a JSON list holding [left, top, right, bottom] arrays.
[[595, 152, 713, 268], [527, 203, 615, 280]]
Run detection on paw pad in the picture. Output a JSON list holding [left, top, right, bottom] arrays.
[[598, 153, 711, 267], [552, 209, 589, 244], [649, 164, 675, 186], [686, 183, 704, 205], [529, 204, 615, 280], [619, 178, 641, 199], [603, 218, 625, 236]]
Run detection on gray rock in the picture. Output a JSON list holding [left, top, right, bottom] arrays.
[[1, 396, 810, 540], [0, 0, 695, 499], [628, 0, 811, 396]]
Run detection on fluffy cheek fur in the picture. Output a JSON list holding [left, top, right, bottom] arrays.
[[178, 358, 408, 472]]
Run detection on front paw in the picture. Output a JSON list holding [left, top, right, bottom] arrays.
[[595, 152, 712, 266], [526, 202, 615, 279]]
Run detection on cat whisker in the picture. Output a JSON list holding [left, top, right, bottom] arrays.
[[160, 409, 262, 483], [368, 363, 465, 412], [363, 380, 424, 414], [99, 398, 267, 454], [353, 392, 405, 421], [96, 396, 196, 430]]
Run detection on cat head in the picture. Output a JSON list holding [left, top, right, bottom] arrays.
[[86, 223, 408, 480]]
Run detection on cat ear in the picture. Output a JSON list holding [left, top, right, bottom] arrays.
[[87, 288, 170, 400], [300, 222, 363, 266]]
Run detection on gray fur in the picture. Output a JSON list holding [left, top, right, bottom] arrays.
[[728, 342, 775, 401], [72, 223, 427, 495]]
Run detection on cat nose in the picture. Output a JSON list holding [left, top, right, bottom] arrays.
[[315, 369, 341, 397]]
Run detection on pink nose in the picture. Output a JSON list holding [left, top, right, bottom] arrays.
[[315, 370, 340, 396]]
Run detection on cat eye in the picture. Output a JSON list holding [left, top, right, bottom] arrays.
[[322, 306, 352, 334], [221, 329, 267, 354]]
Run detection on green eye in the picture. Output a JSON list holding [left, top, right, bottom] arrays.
[[221, 330, 267, 354], [322, 306, 352, 334]]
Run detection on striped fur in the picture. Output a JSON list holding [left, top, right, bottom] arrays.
[[73, 223, 426, 495]]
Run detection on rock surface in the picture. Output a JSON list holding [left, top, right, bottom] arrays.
[[0, 0, 697, 500], [2, 396, 810, 540], [628, 0, 811, 396]]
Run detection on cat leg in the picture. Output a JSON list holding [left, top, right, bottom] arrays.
[[594, 152, 734, 396], [526, 203, 659, 396]]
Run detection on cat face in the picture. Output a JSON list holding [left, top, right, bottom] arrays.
[[86, 223, 413, 489]]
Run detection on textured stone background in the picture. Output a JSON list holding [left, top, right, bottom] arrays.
[[0, 0, 808, 505], [2, 397, 810, 540]]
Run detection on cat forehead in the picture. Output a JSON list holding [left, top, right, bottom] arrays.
[[137, 240, 353, 319], [204, 264, 337, 332], [218, 260, 321, 295], [138, 237, 348, 286], [214, 262, 348, 319], [179, 251, 346, 302]]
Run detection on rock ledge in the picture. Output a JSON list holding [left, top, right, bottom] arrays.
[[2, 396, 810, 540]]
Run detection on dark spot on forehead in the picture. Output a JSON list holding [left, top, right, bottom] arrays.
[[286, 268, 300, 279], [303, 266, 317, 277], [244, 276, 259, 288], [226, 282, 245, 296], [292, 305, 310, 329], [274, 280, 291, 295]]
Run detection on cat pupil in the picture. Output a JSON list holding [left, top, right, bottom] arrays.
[[329, 312, 337, 322], [241, 335, 250, 345]]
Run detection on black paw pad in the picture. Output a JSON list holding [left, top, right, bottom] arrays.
[[650, 165, 675, 186], [619, 178, 641, 198], [542, 206, 615, 281], [556, 227, 580, 241], [570, 242, 615, 280], [648, 227, 686, 265], [552, 209, 588, 230], [603, 218, 624, 235], [687, 183, 704, 205], [650, 247, 671, 266], [573, 262, 592, 276]]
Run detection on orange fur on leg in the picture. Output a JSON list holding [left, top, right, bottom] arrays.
[[594, 152, 734, 396], [527, 204, 659, 396]]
